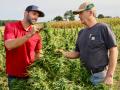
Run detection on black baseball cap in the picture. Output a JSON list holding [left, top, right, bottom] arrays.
[[25, 5, 45, 17]]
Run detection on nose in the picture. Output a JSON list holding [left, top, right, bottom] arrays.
[[35, 15, 39, 19], [33, 15, 39, 20]]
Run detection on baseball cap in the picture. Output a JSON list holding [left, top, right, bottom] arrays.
[[73, 2, 95, 15], [25, 5, 45, 17]]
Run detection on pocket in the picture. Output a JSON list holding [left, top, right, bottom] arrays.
[[88, 40, 104, 49]]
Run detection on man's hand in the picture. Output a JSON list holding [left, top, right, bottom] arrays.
[[56, 49, 66, 55], [104, 76, 113, 86], [35, 50, 43, 60], [26, 25, 44, 38], [30, 24, 44, 35], [56, 49, 80, 59]]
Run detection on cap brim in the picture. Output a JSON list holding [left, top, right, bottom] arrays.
[[32, 10, 45, 17], [73, 9, 85, 15]]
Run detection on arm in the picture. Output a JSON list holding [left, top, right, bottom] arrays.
[[59, 50, 80, 59], [107, 47, 118, 77], [5, 33, 32, 50], [102, 24, 118, 85], [4, 25, 42, 50], [104, 46, 118, 85]]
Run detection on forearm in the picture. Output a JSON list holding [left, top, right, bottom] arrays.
[[63, 51, 80, 59], [106, 47, 118, 77], [5, 33, 32, 50]]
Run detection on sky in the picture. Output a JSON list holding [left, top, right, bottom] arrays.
[[0, 0, 120, 22]]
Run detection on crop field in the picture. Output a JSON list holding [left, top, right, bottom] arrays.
[[0, 18, 120, 90]]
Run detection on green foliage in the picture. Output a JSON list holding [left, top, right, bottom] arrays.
[[0, 19, 120, 90], [0, 20, 17, 26]]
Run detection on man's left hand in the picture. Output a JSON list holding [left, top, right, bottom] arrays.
[[104, 76, 113, 86]]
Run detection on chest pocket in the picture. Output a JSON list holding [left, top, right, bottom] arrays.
[[88, 40, 104, 49], [88, 34, 104, 49]]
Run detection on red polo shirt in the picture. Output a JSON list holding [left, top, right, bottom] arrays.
[[4, 21, 42, 77]]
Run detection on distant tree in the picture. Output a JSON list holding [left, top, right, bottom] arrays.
[[105, 16, 112, 18], [0, 21, 3, 26], [0, 20, 17, 26], [53, 16, 63, 21], [64, 10, 75, 21], [98, 14, 104, 18], [64, 11, 70, 20]]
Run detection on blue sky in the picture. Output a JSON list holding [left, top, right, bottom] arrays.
[[0, 0, 120, 22]]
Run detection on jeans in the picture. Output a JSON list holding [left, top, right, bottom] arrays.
[[90, 70, 107, 85], [8, 76, 29, 90]]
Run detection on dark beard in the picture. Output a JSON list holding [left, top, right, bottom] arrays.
[[27, 16, 37, 25]]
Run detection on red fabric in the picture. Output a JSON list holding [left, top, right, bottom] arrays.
[[4, 21, 42, 77]]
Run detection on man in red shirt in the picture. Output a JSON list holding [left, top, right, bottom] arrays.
[[4, 5, 44, 89]]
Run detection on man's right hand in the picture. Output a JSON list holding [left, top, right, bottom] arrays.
[[30, 25, 44, 35], [26, 25, 44, 38], [56, 49, 65, 55], [56, 49, 80, 59]]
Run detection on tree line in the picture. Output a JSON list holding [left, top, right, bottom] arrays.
[[53, 10, 114, 21], [0, 20, 17, 26]]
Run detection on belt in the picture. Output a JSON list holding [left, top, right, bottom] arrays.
[[91, 67, 105, 74]]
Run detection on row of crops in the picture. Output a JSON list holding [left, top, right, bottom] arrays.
[[0, 18, 120, 90], [47, 18, 120, 29]]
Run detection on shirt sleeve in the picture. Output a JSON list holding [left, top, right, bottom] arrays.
[[102, 24, 117, 49], [35, 34, 42, 52], [4, 23, 15, 41], [75, 40, 80, 52]]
